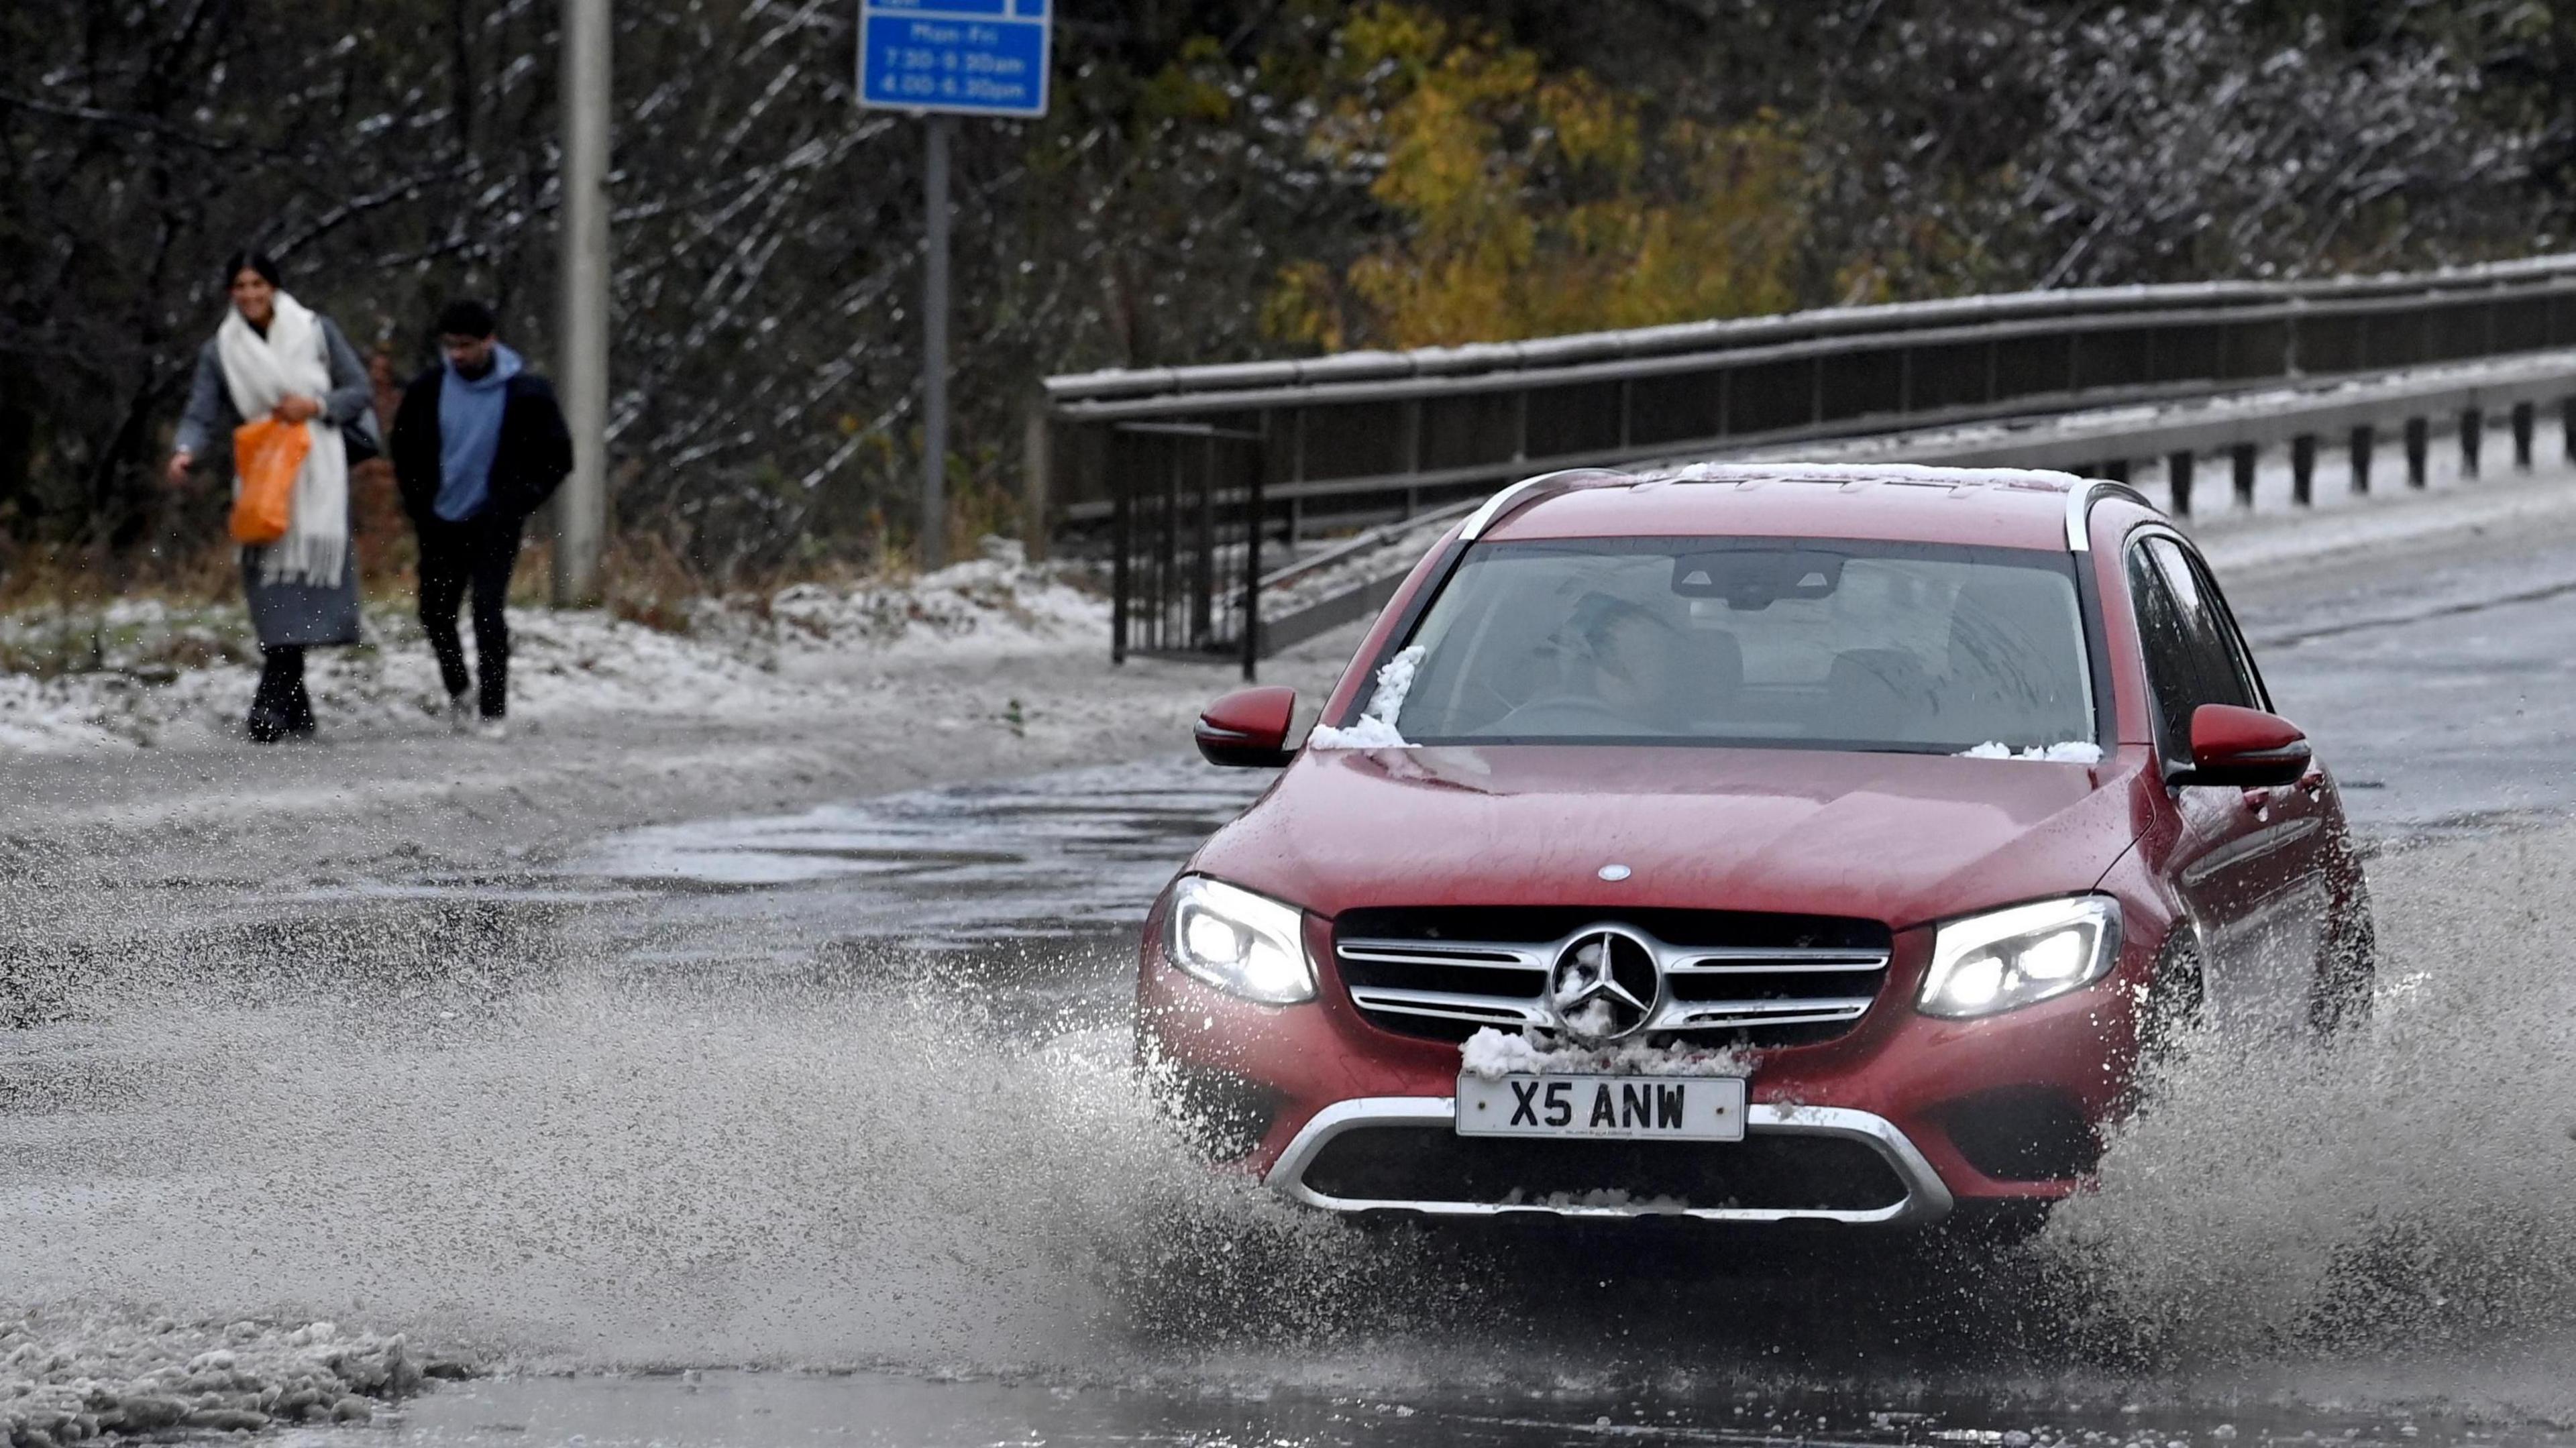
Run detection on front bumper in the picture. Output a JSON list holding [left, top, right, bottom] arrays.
[[1269, 1096, 1955, 1226], [1138, 905, 2147, 1227]]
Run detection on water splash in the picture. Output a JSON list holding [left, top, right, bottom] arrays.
[[2045, 824, 2576, 1376], [0, 979, 1414, 1373]]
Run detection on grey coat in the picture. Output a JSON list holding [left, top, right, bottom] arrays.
[[176, 313, 377, 649]]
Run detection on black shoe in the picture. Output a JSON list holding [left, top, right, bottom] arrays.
[[246, 710, 321, 744]]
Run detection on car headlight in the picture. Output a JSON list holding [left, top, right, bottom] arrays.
[[1918, 896, 2121, 1019], [1165, 875, 1316, 1005]]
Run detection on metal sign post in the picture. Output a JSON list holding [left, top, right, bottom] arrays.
[[920, 113, 951, 571], [858, 0, 1051, 569]]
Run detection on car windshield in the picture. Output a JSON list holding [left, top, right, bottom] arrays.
[[1377, 537, 2095, 753]]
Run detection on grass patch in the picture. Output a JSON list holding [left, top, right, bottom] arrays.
[[0, 604, 259, 681]]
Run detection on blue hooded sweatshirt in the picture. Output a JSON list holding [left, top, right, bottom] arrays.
[[435, 343, 525, 522]]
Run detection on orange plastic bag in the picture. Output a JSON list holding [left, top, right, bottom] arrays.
[[229, 416, 309, 545]]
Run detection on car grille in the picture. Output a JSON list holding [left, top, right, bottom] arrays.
[[1333, 906, 1893, 1048], [1297, 1125, 1907, 1214]]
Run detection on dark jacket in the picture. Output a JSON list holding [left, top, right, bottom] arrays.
[[389, 366, 574, 526]]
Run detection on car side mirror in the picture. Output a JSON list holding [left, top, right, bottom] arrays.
[[1195, 686, 1298, 768], [2176, 703, 2311, 788]]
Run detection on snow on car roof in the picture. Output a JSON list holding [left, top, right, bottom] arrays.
[[1477, 462, 2147, 551], [1650, 461, 2088, 492]]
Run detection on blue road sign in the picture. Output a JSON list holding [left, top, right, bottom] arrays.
[[858, 0, 1051, 119]]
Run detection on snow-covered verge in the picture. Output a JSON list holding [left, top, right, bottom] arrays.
[[1, 1317, 433, 1443], [712, 544, 1110, 662], [0, 546, 1109, 754], [0, 600, 793, 753], [1458, 1026, 1746, 1079]]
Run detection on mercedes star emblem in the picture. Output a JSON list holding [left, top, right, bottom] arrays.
[[1548, 927, 1661, 1043]]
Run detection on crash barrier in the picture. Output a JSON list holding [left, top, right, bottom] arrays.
[[1839, 352, 2576, 500], [1030, 256, 2576, 673]]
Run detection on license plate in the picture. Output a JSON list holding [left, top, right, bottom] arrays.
[[1454, 1073, 1748, 1141]]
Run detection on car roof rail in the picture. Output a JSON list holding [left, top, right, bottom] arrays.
[[1458, 467, 1637, 541], [2064, 480, 2158, 551], [1462, 465, 2156, 551]]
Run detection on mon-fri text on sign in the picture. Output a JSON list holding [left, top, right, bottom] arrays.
[[859, 0, 1051, 118]]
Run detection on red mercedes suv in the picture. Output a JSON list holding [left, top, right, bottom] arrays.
[[1137, 463, 2369, 1232]]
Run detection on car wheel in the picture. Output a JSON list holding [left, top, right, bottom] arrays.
[[2311, 873, 2376, 1038]]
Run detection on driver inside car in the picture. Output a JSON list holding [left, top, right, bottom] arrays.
[[1527, 592, 1695, 734]]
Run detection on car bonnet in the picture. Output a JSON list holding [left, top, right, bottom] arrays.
[[1187, 742, 2147, 932]]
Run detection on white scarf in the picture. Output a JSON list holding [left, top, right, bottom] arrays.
[[215, 290, 350, 588]]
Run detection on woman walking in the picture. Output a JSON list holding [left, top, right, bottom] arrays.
[[167, 252, 374, 742]]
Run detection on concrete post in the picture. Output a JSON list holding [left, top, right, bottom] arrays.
[[553, 0, 612, 606], [1021, 399, 1050, 563]]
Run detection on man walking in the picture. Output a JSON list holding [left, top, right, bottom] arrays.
[[390, 300, 572, 738]]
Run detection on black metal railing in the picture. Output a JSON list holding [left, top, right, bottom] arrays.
[[1105, 421, 1265, 671]]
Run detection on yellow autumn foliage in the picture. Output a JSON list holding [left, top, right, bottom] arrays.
[[1266, 3, 1811, 351]]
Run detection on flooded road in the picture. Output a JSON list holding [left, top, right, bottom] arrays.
[[14, 522, 2576, 1444]]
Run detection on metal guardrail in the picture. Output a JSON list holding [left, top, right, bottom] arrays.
[[1232, 356, 2576, 659], [1035, 256, 2576, 672], [1851, 354, 2576, 498]]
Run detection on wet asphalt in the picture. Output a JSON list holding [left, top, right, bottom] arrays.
[[2229, 531, 2576, 838]]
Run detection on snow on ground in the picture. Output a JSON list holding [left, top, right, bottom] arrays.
[[0, 545, 1109, 755], [763, 554, 1107, 659], [0, 1315, 429, 1441]]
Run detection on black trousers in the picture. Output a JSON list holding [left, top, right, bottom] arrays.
[[417, 512, 525, 719], [248, 646, 315, 741]]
